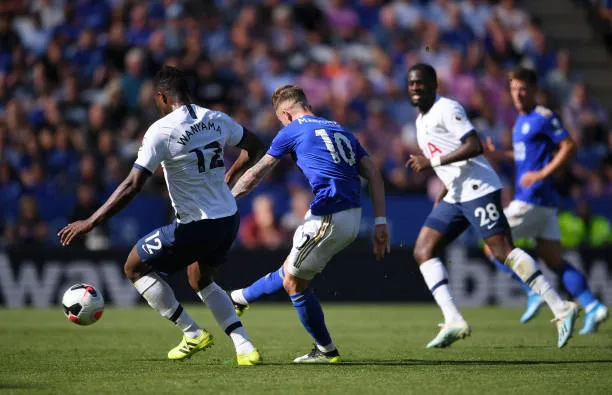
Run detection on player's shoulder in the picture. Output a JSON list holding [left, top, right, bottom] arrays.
[[533, 105, 555, 119], [531, 105, 563, 129], [145, 115, 174, 139], [436, 96, 465, 111]]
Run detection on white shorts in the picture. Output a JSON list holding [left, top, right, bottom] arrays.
[[504, 200, 561, 241], [286, 207, 361, 280]]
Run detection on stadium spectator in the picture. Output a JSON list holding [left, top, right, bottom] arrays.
[[68, 182, 109, 249], [239, 194, 287, 250], [4, 194, 48, 246], [562, 82, 609, 142], [280, 188, 312, 235], [0, 0, 609, 247]]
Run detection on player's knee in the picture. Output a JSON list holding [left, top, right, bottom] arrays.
[[283, 274, 308, 294], [123, 262, 139, 282], [282, 275, 297, 294], [413, 243, 434, 264], [489, 244, 514, 263]]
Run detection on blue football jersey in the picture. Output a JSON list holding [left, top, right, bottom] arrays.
[[512, 106, 570, 207], [267, 115, 368, 215]]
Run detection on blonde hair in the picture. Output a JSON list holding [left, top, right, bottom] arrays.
[[271, 85, 310, 111]]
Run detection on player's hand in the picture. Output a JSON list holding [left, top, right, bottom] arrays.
[[405, 155, 431, 173], [519, 170, 544, 187], [484, 137, 496, 153], [373, 224, 391, 261], [58, 219, 94, 246]]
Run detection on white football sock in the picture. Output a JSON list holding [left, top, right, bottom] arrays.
[[419, 258, 464, 323], [504, 248, 568, 317], [230, 289, 248, 305], [316, 342, 336, 353], [133, 273, 202, 338], [198, 282, 255, 354]]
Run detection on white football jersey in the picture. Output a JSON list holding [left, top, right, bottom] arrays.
[[416, 96, 502, 203], [134, 104, 244, 223]]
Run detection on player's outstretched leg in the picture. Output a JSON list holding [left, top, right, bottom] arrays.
[[487, 251, 543, 324], [124, 248, 212, 360], [283, 272, 340, 364], [414, 227, 471, 349], [188, 263, 261, 365], [488, 239, 579, 348], [534, 239, 608, 335], [229, 266, 285, 316], [554, 260, 608, 334]]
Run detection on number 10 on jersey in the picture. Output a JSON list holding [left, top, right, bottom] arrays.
[[315, 129, 356, 166]]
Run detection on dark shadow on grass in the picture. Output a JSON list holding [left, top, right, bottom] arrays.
[[0, 383, 46, 390], [258, 359, 612, 367]]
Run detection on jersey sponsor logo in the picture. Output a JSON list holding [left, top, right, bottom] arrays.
[[176, 120, 222, 146], [427, 142, 442, 157], [521, 123, 530, 135]]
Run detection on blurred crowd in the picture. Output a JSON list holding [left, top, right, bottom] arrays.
[[0, 0, 610, 249]]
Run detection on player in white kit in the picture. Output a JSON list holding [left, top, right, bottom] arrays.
[[406, 64, 578, 349], [58, 66, 265, 365]]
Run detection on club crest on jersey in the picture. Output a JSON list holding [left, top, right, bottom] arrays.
[[177, 120, 221, 146], [521, 123, 530, 135]]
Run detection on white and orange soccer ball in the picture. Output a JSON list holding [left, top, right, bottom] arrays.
[[61, 283, 104, 326]]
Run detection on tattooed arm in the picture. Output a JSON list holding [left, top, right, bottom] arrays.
[[231, 154, 280, 200]]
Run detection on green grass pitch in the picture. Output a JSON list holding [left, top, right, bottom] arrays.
[[1, 304, 611, 394]]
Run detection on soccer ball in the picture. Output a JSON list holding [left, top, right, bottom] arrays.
[[61, 283, 104, 326]]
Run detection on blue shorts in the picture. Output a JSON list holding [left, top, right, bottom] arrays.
[[136, 212, 240, 275], [424, 190, 509, 242]]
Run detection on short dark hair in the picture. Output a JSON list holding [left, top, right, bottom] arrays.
[[408, 63, 437, 85], [271, 85, 310, 111], [153, 65, 190, 98], [510, 67, 538, 87]]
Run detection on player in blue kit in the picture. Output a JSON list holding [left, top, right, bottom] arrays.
[[228, 85, 390, 363], [485, 67, 608, 333]]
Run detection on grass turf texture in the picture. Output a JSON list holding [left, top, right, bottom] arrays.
[[1, 304, 611, 395]]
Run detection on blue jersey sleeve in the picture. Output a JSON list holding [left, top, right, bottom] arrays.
[[267, 124, 296, 158], [542, 115, 570, 144]]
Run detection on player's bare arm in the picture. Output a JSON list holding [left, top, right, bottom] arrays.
[[520, 137, 576, 187], [406, 133, 483, 173], [433, 184, 448, 208], [231, 154, 279, 200], [225, 128, 266, 189], [358, 155, 390, 261], [483, 137, 514, 160], [58, 167, 149, 246]]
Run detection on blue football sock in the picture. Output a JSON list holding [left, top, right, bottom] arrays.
[[242, 267, 285, 304], [290, 289, 333, 348], [554, 260, 597, 308], [491, 256, 533, 295]]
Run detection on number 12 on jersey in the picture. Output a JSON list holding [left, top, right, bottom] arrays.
[[315, 129, 356, 166], [190, 141, 224, 173]]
